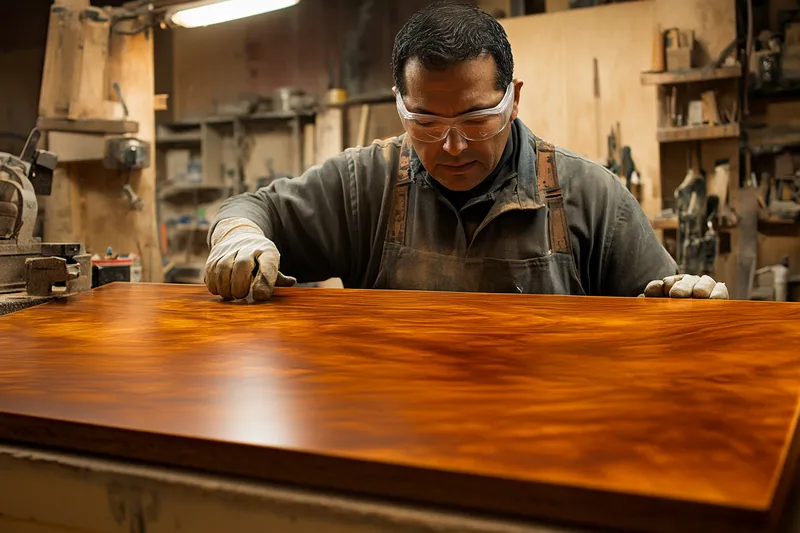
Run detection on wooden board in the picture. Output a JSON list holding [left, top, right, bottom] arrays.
[[1, 284, 800, 533], [45, 132, 107, 162], [67, 8, 110, 120], [37, 117, 138, 134], [344, 101, 404, 149], [503, 2, 660, 218], [44, 20, 163, 283], [502, 0, 737, 221], [641, 65, 743, 86], [38, 3, 82, 118], [315, 107, 344, 165], [657, 123, 740, 142], [652, 0, 737, 68]]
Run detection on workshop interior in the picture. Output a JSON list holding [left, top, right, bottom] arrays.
[[2, 1, 800, 533], [0, 0, 797, 306]]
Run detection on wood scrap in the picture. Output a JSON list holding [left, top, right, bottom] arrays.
[[356, 104, 371, 147], [68, 7, 110, 120], [651, 25, 665, 72], [154, 94, 169, 112], [701, 91, 720, 125], [736, 187, 759, 300], [39, 4, 82, 117], [670, 87, 678, 127]]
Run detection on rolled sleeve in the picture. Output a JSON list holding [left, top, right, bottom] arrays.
[[211, 155, 357, 284], [600, 189, 679, 296]]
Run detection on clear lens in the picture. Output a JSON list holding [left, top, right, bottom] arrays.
[[404, 120, 450, 142], [396, 83, 514, 142], [455, 115, 507, 140]]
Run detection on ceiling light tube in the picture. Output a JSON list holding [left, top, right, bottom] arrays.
[[168, 0, 300, 28]]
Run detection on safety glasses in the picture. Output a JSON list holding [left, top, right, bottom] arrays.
[[394, 82, 515, 143]]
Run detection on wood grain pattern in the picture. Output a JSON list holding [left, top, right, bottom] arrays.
[[1, 284, 800, 532]]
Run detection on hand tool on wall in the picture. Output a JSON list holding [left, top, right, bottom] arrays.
[[736, 184, 759, 300], [103, 136, 151, 211]]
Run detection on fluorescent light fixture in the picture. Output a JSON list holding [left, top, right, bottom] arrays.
[[168, 0, 300, 28]]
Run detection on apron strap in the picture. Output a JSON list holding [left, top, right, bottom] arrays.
[[386, 136, 412, 245], [535, 140, 573, 256]]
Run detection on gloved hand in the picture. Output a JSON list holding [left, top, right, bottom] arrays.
[[204, 217, 296, 300], [641, 274, 729, 299]]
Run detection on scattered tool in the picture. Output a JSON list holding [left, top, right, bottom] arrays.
[[736, 184, 759, 300], [674, 164, 717, 275], [103, 136, 151, 211], [753, 258, 790, 301]]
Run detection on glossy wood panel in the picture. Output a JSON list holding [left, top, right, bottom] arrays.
[[1, 284, 800, 532]]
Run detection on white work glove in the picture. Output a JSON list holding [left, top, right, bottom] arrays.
[[204, 217, 296, 300], [641, 274, 729, 299]]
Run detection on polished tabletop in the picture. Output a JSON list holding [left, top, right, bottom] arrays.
[[1, 283, 799, 532]]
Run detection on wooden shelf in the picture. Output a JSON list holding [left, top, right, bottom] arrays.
[[745, 126, 800, 154], [159, 183, 230, 203], [641, 65, 742, 86], [327, 92, 396, 108], [651, 214, 797, 232], [173, 223, 211, 232], [203, 110, 316, 125], [157, 110, 315, 129], [156, 133, 202, 145], [759, 214, 800, 225], [650, 216, 740, 231], [156, 123, 202, 145], [657, 123, 740, 143], [37, 117, 139, 134]]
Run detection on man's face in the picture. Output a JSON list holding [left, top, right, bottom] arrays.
[[400, 54, 522, 191]]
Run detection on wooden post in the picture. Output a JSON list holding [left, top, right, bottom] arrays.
[[39, 1, 87, 117], [43, 14, 162, 282], [68, 7, 111, 120], [106, 18, 162, 282]]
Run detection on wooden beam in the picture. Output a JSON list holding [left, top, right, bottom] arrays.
[[650, 216, 678, 230], [107, 19, 162, 282], [68, 7, 110, 120], [37, 117, 139, 134], [39, 4, 82, 117], [657, 123, 740, 143], [154, 93, 169, 111], [43, 17, 161, 283], [641, 65, 742, 86], [46, 132, 106, 162]]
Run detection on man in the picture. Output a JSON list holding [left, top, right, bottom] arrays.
[[205, 1, 727, 301]]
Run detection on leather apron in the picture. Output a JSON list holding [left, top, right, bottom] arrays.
[[373, 138, 584, 295]]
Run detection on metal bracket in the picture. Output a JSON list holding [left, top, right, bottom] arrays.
[[25, 257, 80, 297]]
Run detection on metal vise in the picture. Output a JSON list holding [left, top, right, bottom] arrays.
[[0, 128, 91, 300], [26, 256, 79, 296]]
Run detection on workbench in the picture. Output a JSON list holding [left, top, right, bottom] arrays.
[[1, 284, 800, 533]]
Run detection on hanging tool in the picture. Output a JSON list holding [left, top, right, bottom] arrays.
[[103, 137, 151, 211]]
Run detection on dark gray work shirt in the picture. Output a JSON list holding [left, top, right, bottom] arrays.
[[212, 119, 678, 296]]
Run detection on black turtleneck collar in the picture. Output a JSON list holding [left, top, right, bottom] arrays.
[[432, 123, 518, 211]]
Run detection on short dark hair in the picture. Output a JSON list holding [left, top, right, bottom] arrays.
[[391, 1, 514, 95]]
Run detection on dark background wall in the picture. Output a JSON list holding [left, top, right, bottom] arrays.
[[162, 0, 443, 121], [0, 0, 126, 154], [0, 0, 548, 138]]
